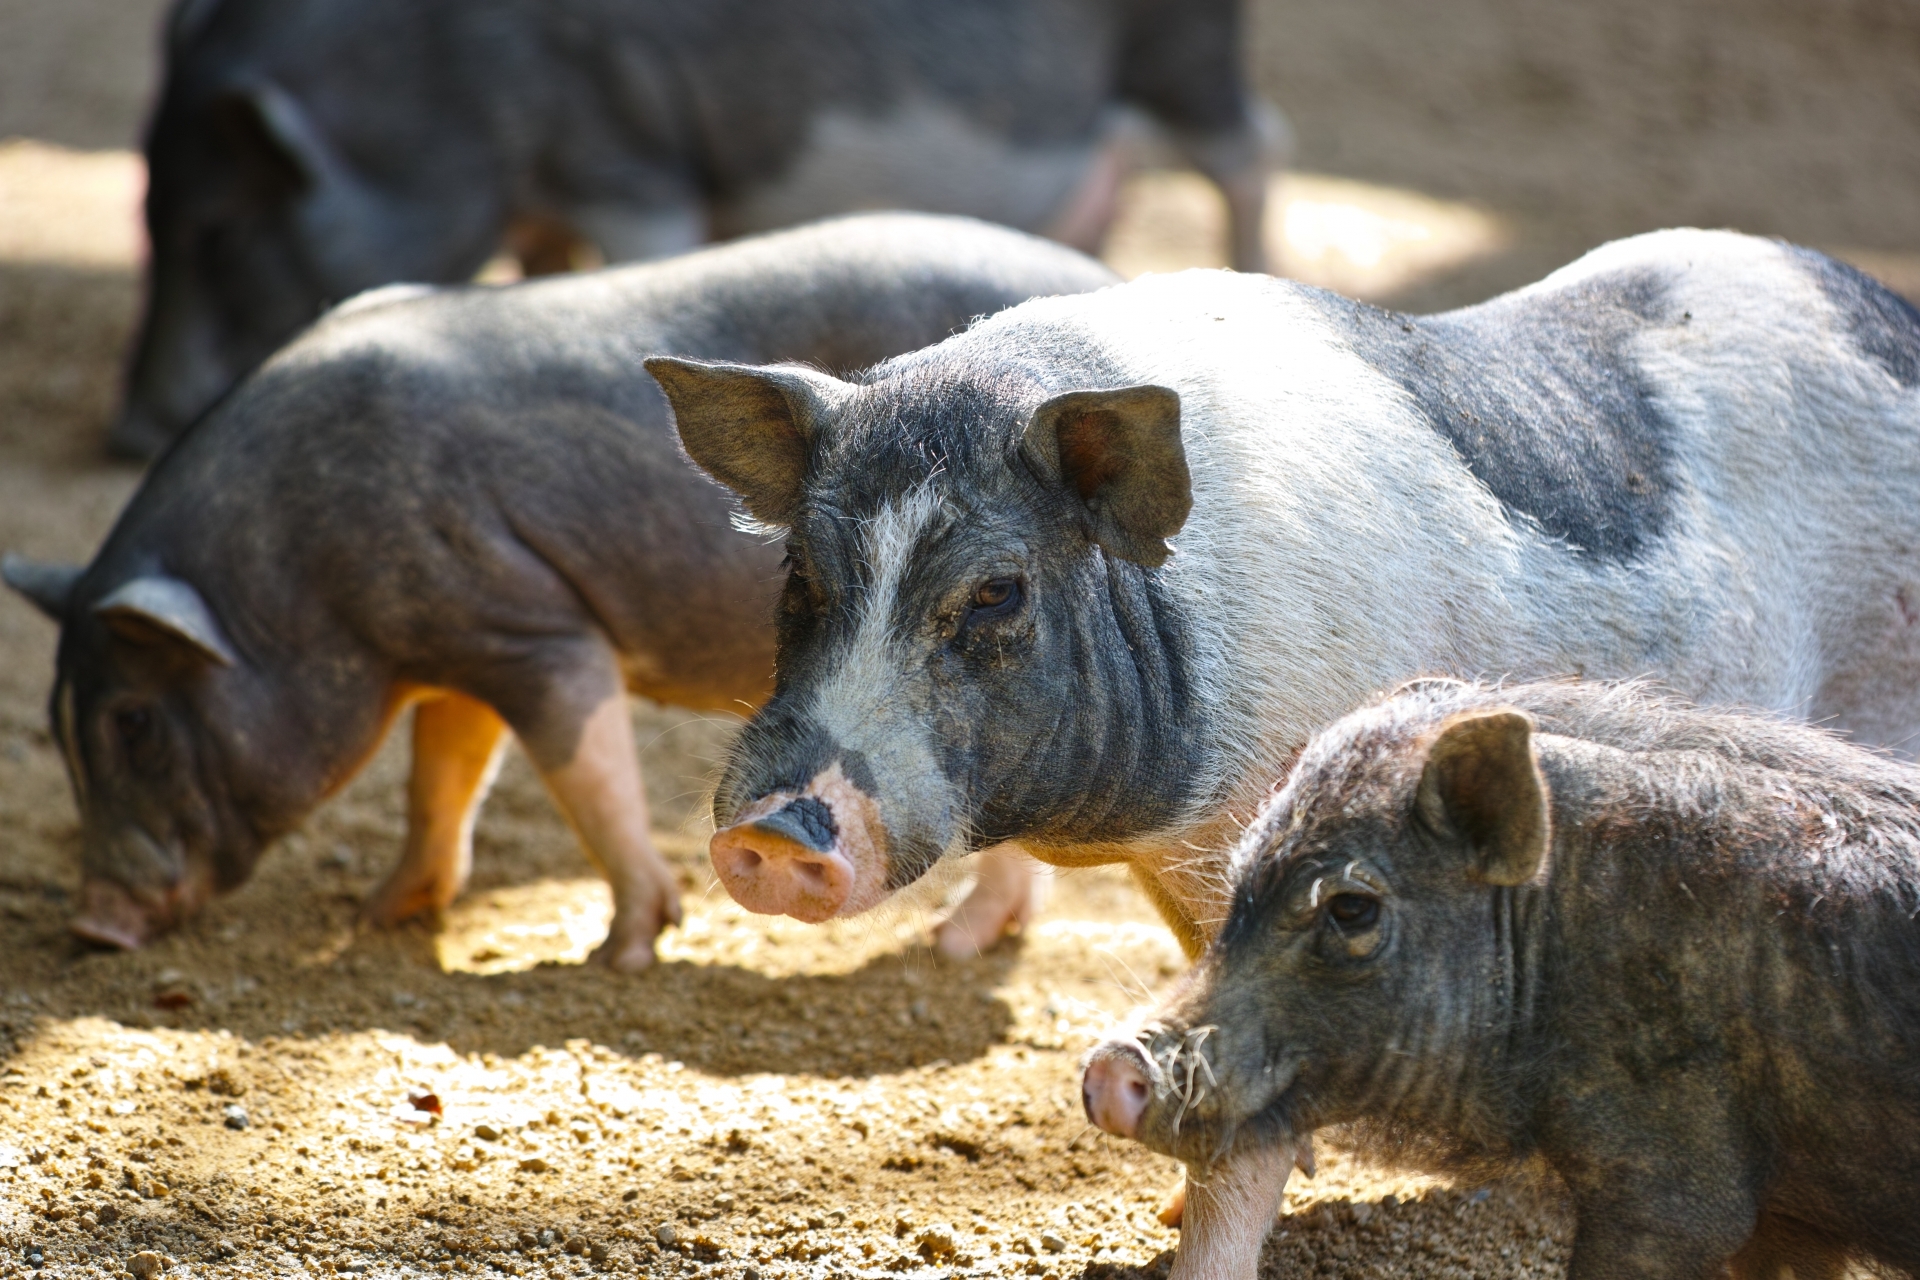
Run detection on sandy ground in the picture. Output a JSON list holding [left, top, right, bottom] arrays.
[[3, 2, 1919, 1278]]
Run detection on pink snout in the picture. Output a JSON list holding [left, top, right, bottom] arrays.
[[1083, 1041, 1154, 1140], [69, 877, 164, 950], [710, 796, 856, 923]]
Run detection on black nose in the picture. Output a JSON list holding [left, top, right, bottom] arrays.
[[748, 796, 837, 853]]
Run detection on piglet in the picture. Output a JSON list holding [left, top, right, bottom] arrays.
[[1085, 679, 1920, 1280]]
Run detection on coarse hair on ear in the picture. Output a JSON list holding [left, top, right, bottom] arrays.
[[1019, 384, 1190, 568], [646, 357, 855, 528], [1415, 709, 1550, 886]]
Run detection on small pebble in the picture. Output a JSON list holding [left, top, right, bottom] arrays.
[[1040, 1231, 1067, 1253], [563, 1237, 587, 1256], [915, 1225, 957, 1262], [654, 1224, 678, 1248], [517, 1157, 550, 1173], [223, 1103, 250, 1130], [714, 1193, 736, 1212], [588, 1243, 609, 1263], [473, 1124, 501, 1142], [128, 1252, 166, 1280]]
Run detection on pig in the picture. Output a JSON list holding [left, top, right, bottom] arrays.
[[650, 229, 1920, 969], [1083, 678, 1920, 1280], [113, 0, 1286, 458], [4, 213, 1119, 969]]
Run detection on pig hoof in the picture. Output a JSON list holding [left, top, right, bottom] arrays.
[[932, 856, 1038, 959], [588, 934, 659, 974], [359, 886, 451, 931], [1156, 1182, 1186, 1229], [592, 892, 678, 973]]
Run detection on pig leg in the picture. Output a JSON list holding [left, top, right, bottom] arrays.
[[363, 691, 511, 927], [1168, 1144, 1294, 1280], [1043, 139, 1130, 256], [932, 843, 1045, 958], [1217, 165, 1272, 277], [1182, 106, 1293, 275], [505, 214, 590, 277], [532, 693, 683, 973]]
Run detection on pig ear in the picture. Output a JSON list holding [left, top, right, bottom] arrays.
[[211, 83, 322, 193], [2, 554, 84, 621], [1414, 710, 1550, 886], [647, 357, 854, 527], [93, 576, 238, 667], [1020, 385, 1191, 568]]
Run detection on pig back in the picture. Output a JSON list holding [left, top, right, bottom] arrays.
[[124, 215, 1117, 713]]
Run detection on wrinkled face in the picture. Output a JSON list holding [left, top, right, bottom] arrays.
[[16, 562, 341, 949], [51, 629, 260, 948], [651, 356, 1203, 923], [1081, 707, 1551, 1167]]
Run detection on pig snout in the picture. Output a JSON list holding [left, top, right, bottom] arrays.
[[69, 877, 163, 950], [709, 763, 892, 923], [1083, 1039, 1155, 1140], [711, 796, 855, 922]]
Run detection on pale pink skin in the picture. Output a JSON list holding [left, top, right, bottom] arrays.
[[70, 872, 209, 950], [711, 768, 1041, 948], [931, 844, 1043, 958], [709, 762, 892, 923], [1083, 1033, 1313, 1276]]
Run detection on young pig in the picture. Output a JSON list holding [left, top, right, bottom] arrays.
[[1083, 679, 1920, 1280], [5, 213, 1117, 969]]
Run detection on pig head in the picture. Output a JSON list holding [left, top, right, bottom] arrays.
[[649, 353, 1215, 923], [117, 4, 505, 456], [1084, 702, 1554, 1169], [4, 554, 371, 947]]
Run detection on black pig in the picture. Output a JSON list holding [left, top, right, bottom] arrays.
[[114, 0, 1283, 456], [1084, 679, 1920, 1279], [6, 214, 1116, 969]]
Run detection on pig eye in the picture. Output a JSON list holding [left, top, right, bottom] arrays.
[[113, 706, 166, 775], [115, 707, 152, 749], [960, 577, 1024, 635], [1325, 893, 1380, 932], [973, 578, 1019, 610]]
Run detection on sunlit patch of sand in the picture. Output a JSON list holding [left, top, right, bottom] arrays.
[[1104, 169, 1510, 299], [0, 139, 143, 267]]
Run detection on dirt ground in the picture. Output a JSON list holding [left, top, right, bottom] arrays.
[[3, 2, 1918, 1278]]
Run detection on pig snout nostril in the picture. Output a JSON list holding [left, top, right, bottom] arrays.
[[1083, 1046, 1153, 1139], [709, 803, 857, 923]]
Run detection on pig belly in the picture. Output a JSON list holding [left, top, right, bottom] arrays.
[[713, 100, 1107, 240]]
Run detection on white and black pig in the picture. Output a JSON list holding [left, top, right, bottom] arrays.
[[650, 227, 1920, 967], [4, 214, 1117, 970], [1084, 679, 1920, 1280], [116, 0, 1284, 456]]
